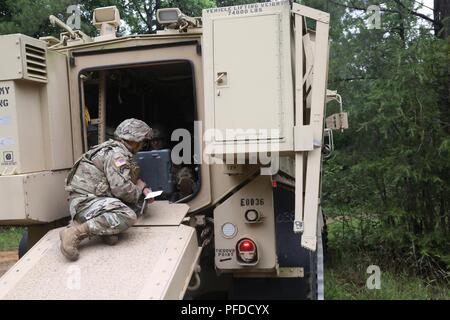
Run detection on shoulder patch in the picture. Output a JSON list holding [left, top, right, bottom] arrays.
[[112, 154, 128, 168]]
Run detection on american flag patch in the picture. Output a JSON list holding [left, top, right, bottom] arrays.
[[114, 157, 127, 167]]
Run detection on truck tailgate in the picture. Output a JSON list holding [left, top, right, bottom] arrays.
[[0, 202, 201, 300]]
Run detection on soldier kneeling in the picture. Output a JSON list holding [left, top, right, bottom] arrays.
[[60, 118, 153, 261]]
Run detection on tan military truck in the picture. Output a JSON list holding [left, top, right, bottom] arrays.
[[0, 1, 347, 299]]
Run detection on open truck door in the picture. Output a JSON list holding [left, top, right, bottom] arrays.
[[291, 3, 330, 252]]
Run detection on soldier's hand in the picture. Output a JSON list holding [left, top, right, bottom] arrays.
[[143, 188, 155, 203], [137, 179, 146, 190]]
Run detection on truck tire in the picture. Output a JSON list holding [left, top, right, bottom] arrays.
[[18, 229, 29, 259]]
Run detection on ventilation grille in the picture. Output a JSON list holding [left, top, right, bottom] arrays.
[[24, 44, 47, 82]]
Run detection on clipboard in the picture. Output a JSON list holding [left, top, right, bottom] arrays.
[[139, 190, 163, 215]]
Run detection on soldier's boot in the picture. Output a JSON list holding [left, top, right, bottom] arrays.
[[102, 235, 119, 246], [59, 223, 90, 261]]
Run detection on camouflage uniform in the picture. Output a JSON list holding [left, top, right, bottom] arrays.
[[65, 119, 152, 235]]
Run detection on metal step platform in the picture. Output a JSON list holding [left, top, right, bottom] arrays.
[[0, 201, 201, 300]]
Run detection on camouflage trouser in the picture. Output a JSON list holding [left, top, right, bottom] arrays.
[[71, 197, 138, 236]]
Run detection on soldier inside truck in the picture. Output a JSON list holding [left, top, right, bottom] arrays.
[[81, 60, 199, 202]]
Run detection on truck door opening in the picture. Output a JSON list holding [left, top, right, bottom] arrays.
[[80, 60, 199, 202]]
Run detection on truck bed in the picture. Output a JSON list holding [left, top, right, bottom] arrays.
[[0, 201, 201, 300]]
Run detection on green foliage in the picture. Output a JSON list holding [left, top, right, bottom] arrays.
[[0, 0, 71, 37], [0, 0, 123, 37], [162, 0, 216, 16], [0, 227, 24, 251], [320, 0, 450, 281], [0, 0, 216, 36]]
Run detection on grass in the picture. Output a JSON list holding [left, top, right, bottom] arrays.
[[325, 257, 450, 300], [324, 219, 450, 300], [0, 227, 24, 251]]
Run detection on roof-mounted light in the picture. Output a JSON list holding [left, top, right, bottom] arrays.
[[156, 8, 202, 31], [157, 8, 182, 25], [93, 6, 120, 27], [92, 6, 121, 41]]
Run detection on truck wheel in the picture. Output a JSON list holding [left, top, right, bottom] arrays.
[[18, 229, 29, 259]]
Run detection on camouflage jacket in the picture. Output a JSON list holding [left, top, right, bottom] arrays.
[[65, 139, 143, 206]]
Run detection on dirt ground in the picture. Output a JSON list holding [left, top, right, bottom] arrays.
[[0, 251, 18, 277]]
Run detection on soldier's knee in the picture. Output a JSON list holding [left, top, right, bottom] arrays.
[[99, 209, 136, 234], [103, 213, 134, 234], [110, 207, 136, 231], [123, 210, 137, 227]]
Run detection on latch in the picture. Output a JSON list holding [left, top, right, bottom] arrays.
[[216, 72, 228, 86]]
